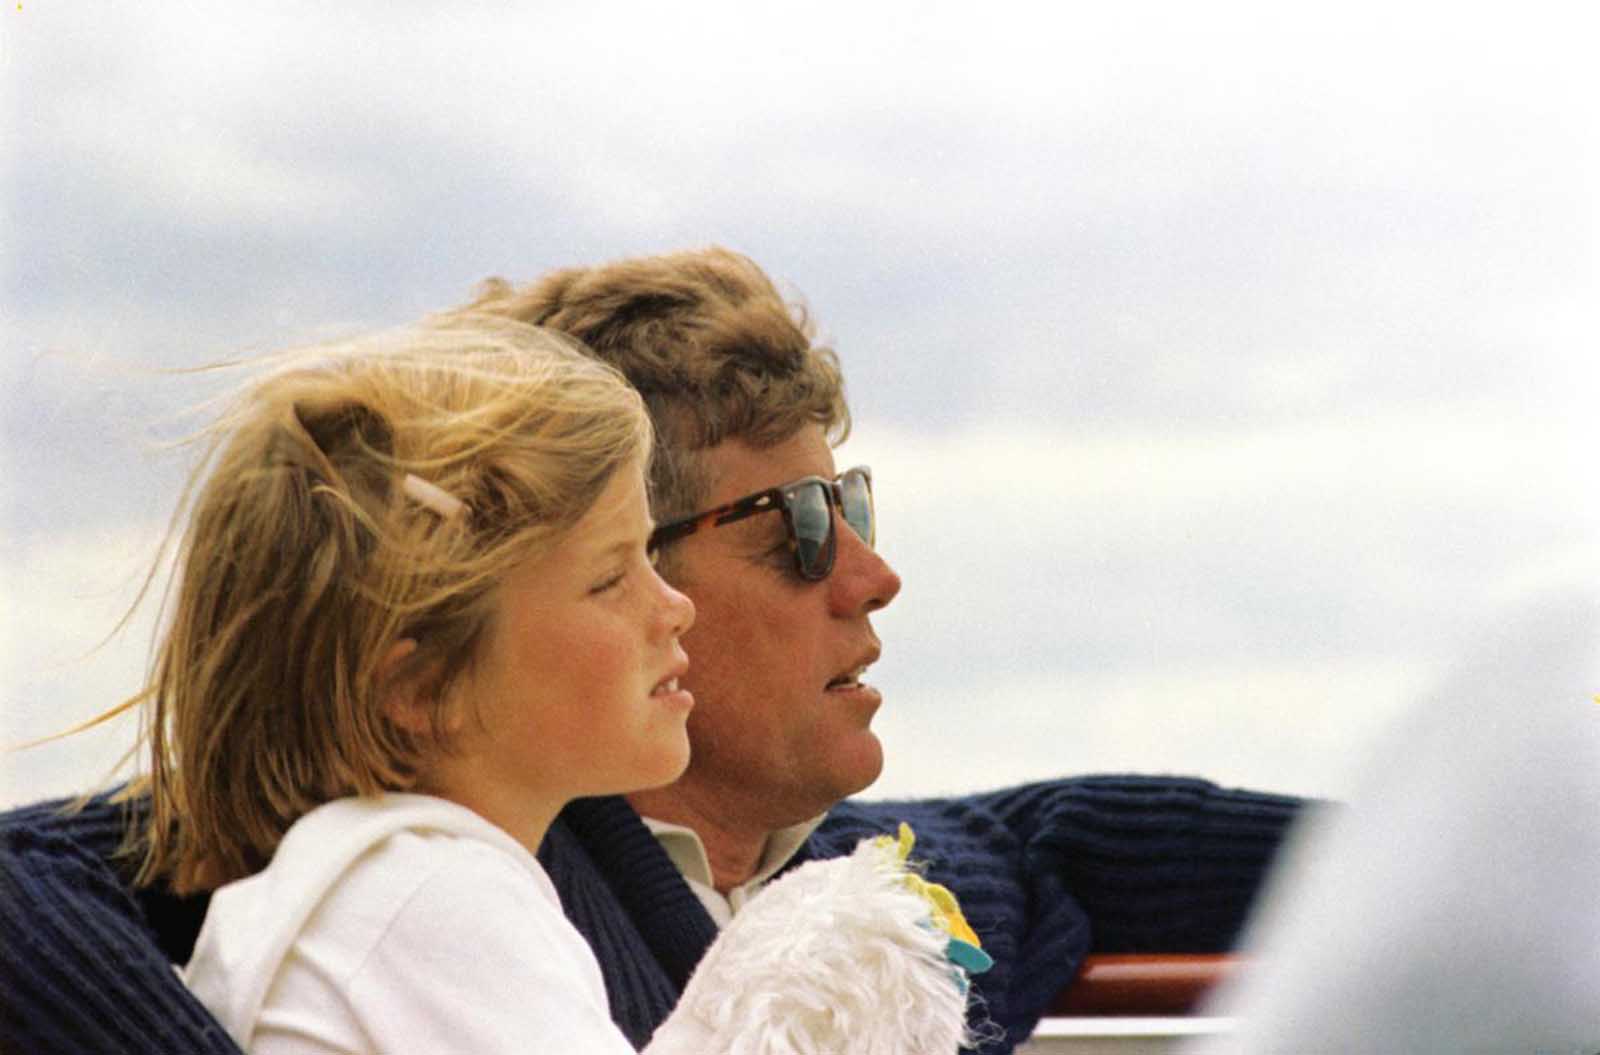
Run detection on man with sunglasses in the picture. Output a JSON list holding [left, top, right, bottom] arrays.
[[0, 248, 1303, 1055], [461, 249, 1304, 1051]]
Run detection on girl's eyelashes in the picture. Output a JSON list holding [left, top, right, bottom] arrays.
[[589, 568, 626, 595], [591, 545, 654, 595]]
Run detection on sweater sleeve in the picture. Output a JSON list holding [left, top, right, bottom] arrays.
[[0, 800, 243, 1055], [819, 775, 1304, 1050], [857, 775, 1304, 953], [965, 774, 1304, 951], [813, 793, 1089, 1051]]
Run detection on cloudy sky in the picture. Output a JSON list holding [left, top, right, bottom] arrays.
[[4, 3, 1597, 808]]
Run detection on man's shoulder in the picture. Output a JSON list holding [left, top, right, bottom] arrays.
[[816, 789, 1025, 863], [1, 791, 136, 856], [1, 793, 242, 1055], [821, 776, 1116, 841]]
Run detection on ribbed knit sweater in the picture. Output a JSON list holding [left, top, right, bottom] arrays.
[[1, 776, 1300, 1054]]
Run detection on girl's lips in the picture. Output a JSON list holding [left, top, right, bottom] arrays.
[[650, 675, 694, 711]]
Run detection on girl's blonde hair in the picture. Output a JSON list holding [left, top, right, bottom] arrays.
[[131, 314, 651, 891]]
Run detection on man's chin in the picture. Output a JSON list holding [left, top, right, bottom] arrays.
[[828, 730, 885, 802]]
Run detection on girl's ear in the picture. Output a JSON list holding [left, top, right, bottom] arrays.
[[378, 639, 432, 736]]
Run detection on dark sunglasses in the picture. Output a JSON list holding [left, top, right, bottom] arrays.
[[647, 466, 875, 582]]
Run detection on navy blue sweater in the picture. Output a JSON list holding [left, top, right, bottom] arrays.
[[0, 777, 1300, 1053]]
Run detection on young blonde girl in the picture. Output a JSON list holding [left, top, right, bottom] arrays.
[[129, 315, 982, 1054]]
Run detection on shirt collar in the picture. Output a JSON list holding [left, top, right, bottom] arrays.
[[641, 814, 825, 925]]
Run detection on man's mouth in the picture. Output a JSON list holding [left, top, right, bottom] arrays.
[[826, 668, 865, 690], [650, 676, 681, 696]]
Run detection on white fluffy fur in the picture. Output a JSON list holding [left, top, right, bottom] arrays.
[[644, 835, 978, 1055]]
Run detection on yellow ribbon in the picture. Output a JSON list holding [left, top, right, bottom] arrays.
[[872, 822, 984, 949]]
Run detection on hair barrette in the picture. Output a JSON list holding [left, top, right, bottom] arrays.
[[401, 473, 468, 520]]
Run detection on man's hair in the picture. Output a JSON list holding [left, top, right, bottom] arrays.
[[131, 315, 651, 891], [461, 247, 851, 523]]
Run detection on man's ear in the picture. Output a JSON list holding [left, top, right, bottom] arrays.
[[378, 639, 433, 736]]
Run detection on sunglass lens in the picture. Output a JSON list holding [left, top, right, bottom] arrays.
[[789, 482, 834, 579], [840, 469, 873, 545]]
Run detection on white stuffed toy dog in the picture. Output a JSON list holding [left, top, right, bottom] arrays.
[[644, 825, 993, 1055]]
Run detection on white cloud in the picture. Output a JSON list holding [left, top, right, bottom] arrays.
[[867, 654, 1427, 801], [854, 406, 1584, 539], [1, 518, 167, 807], [841, 410, 1597, 799]]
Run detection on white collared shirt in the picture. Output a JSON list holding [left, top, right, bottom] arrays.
[[641, 815, 825, 927]]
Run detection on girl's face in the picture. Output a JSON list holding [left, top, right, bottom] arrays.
[[429, 462, 696, 848]]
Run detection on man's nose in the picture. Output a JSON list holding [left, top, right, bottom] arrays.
[[830, 511, 902, 615]]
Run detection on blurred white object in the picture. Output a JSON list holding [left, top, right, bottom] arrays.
[[1186, 588, 1600, 1052]]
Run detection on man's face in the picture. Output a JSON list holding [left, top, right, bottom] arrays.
[[651, 425, 903, 830]]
